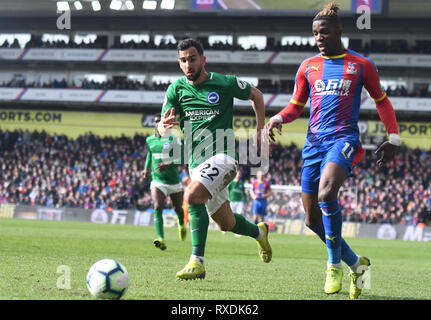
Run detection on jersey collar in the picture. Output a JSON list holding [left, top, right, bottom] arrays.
[[321, 49, 347, 59]]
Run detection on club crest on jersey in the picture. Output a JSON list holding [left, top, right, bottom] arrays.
[[207, 92, 220, 104], [163, 142, 170, 150], [237, 78, 247, 90], [314, 79, 352, 96], [315, 80, 325, 92], [347, 62, 357, 74]]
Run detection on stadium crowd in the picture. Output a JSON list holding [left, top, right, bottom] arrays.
[[1, 34, 431, 54], [0, 78, 172, 92], [0, 129, 429, 226], [255, 143, 431, 226]]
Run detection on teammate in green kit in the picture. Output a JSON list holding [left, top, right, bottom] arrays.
[[142, 115, 187, 251], [228, 170, 248, 237], [157, 38, 272, 280]]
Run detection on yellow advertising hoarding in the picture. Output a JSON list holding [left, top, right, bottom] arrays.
[[0, 109, 429, 148], [0, 109, 154, 138]]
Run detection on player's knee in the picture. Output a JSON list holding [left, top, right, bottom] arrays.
[[184, 189, 204, 206], [318, 183, 338, 203], [184, 183, 211, 205]]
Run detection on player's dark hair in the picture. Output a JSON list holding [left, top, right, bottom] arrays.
[[313, 2, 342, 29], [177, 38, 204, 56]]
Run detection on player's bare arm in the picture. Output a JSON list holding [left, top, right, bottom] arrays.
[[263, 191, 272, 200], [248, 86, 265, 146], [141, 168, 149, 179]]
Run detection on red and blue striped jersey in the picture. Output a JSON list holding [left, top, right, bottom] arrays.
[[291, 49, 387, 145], [252, 180, 271, 201]]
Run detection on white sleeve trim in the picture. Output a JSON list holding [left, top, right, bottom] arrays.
[[389, 133, 401, 146], [270, 114, 283, 123]]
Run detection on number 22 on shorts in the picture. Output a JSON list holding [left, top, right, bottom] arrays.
[[199, 163, 220, 181]]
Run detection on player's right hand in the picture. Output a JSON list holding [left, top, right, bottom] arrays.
[[141, 168, 148, 179], [158, 108, 179, 137], [263, 117, 283, 143]]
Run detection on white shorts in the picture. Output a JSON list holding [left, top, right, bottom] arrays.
[[150, 181, 183, 197], [190, 153, 238, 216], [230, 201, 244, 215]]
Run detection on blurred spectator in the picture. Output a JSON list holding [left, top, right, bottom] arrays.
[[238, 143, 430, 225], [1, 34, 430, 54], [0, 129, 429, 226], [0, 78, 172, 92]]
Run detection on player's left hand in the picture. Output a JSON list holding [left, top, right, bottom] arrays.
[[155, 162, 171, 172], [375, 141, 397, 167]]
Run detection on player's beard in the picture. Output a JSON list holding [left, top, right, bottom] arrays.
[[186, 65, 202, 81]]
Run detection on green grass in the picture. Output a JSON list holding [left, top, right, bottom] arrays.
[[0, 218, 430, 300]]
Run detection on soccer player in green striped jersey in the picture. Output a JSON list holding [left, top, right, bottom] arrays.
[[142, 115, 186, 251], [157, 38, 272, 280]]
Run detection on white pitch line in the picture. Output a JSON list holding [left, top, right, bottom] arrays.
[[248, 0, 262, 10], [218, 0, 228, 10]]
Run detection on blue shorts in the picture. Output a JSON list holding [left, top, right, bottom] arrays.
[[252, 200, 267, 216], [301, 139, 364, 195]]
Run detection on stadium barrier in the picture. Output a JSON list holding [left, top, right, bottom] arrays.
[[2, 204, 430, 242], [0, 87, 430, 113], [1, 48, 431, 67]]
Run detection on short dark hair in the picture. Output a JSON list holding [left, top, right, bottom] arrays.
[[177, 38, 204, 56]]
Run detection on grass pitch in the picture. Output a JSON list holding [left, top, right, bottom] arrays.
[[0, 218, 430, 300]]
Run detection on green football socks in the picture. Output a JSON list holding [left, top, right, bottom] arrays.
[[176, 207, 185, 226], [153, 209, 164, 239], [188, 203, 209, 257], [231, 213, 260, 238]]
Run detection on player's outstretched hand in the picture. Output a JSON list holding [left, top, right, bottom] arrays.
[[375, 141, 397, 167], [263, 118, 282, 143], [158, 108, 179, 137], [156, 162, 171, 172]]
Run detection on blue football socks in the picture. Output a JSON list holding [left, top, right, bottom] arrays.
[[319, 199, 343, 265]]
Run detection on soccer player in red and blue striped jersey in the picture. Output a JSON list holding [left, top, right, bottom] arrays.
[[264, 2, 400, 299], [250, 171, 272, 224]]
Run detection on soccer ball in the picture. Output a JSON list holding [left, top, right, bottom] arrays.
[[86, 259, 129, 299]]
